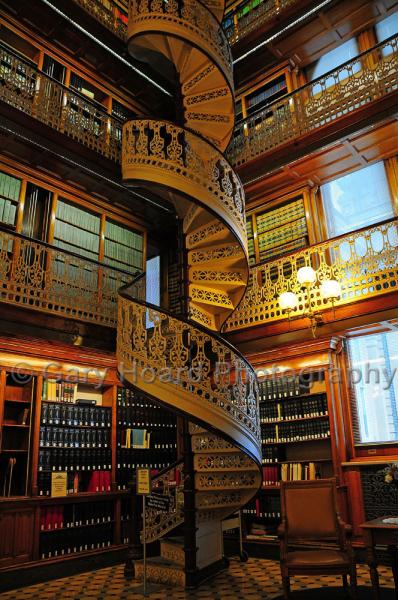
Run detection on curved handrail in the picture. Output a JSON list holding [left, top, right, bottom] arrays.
[[117, 286, 261, 464], [122, 118, 247, 252]]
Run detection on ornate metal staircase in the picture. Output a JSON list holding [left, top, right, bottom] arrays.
[[117, 0, 262, 587]]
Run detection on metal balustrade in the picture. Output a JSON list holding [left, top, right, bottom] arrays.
[[225, 218, 398, 331], [72, 0, 127, 39], [0, 227, 136, 327], [0, 43, 122, 162], [223, 0, 299, 45], [229, 34, 398, 167]]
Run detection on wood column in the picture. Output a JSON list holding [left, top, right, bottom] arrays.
[[182, 417, 197, 589], [124, 475, 143, 580]]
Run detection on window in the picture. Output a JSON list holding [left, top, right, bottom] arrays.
[[146, 255, 160, 329], [307, 38, 359, 82], [375, 12, 398, 43], [348, 330, 398, 444], [0, 171, 20, 227], [321, 162, 394, 239]]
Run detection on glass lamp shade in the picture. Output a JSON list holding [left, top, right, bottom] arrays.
[[297, 266, 317, 285], [320, 279, 341, 299], [278, 291, 299, 311]]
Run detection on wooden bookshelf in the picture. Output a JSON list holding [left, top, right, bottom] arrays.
[[242, 371, 336, 543], [0, 336, 178, 571]]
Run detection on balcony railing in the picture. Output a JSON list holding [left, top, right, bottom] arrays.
[[0, 43, 122, 162], [228, 34, 398, 167], [72, 0, 127, 40], [225, 218, 398, 331], [0, 227, 136, 328], [223, 0, 299, 45]]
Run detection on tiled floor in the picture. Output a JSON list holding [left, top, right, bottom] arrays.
[[0, 559, 393, 599]]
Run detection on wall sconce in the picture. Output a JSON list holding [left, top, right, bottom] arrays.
[[278, 267, 341, 337]]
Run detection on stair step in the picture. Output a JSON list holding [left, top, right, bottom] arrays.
[[190, 268, 246, 287], [190, 285, 233, 309], [186, 219, 227, 250], [134, 556, 185, 587], [160, 537, 185, 567], [194, 453, 256, 471], [191, 432, 236, 453], [188, 242, 242, 266]]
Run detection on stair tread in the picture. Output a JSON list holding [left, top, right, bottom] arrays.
[[135, 556, 184, 571]]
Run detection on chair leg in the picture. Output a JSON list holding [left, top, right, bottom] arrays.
[[350, 564, 359, 600], [342, 574, 349, 598], [282, 575, 291, 600]]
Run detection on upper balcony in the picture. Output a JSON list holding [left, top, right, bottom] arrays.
[[228, 33, 398, 183], [70, 0, 127, 40], [0, 42, 122, 163], [223, 0, 311, 49], [224, 217, 398, 339]]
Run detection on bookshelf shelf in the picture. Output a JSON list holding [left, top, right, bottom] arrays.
[[3, 423, 31, 428], [260, 414, 329, 425], [263, 436, 331, 445], [40, 520, 116, 534], [4, 399, 31, 404]]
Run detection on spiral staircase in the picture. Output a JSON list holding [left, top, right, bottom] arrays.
[[117, 0, 262, 588]]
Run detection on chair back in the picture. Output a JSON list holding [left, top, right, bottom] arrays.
[[280, 478, 341, 541]]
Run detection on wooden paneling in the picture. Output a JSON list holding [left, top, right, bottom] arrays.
[[245, 116, 398, 205], [0, 508, 34, 567], [235, 1, 398, 88]]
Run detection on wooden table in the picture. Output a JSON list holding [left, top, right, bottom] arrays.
[[361, 517, 398, 600]]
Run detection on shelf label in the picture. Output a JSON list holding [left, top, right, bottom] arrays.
[[51, 472, 67, 497], [147, 493, 171, 513], [137, 468, 151, 495]]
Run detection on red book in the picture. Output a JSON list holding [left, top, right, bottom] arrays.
[[256, 498, 260, 518]]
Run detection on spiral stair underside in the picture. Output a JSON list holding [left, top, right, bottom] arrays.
[[118, 0, 262, 587]]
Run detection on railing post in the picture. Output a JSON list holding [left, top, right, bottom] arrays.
[[124, 474, 143, 580], [182, 417, 197, 589]]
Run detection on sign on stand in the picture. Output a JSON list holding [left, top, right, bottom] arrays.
[[136, 468, 152, 597]]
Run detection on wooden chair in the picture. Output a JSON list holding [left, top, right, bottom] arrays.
[[278, 478, 358, 599]]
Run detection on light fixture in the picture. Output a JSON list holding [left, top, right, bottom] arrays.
[[277, 269, 341, 337], [278, 292, 299, 312], [297, 266, 317, 285]]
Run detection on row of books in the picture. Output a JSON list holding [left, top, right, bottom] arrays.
[[40, 524, 113, 558], [37, 470, 111, 496], [261, 421, 330, 444], [280, 462, 321, 482], [259, 236, 307, 262], [243, 496, 281, 520], [38, 448, 112, 472], [40, 501, 113, 530], [257, 217, 307, 252], [262, 446, 279, 464], [41, 403, 111, 428], [42, 380, 76, 403], [40, 426, 110, 449], [260, 395, 328, 422], [259, 376, 310, 402], [262, 466, 279, 487], [117, 406, 176, 428], [256, 198, 306, 234], [116, 449, 176, 471]]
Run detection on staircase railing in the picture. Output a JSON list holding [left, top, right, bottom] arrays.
[[117, 281, 261, 467]]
